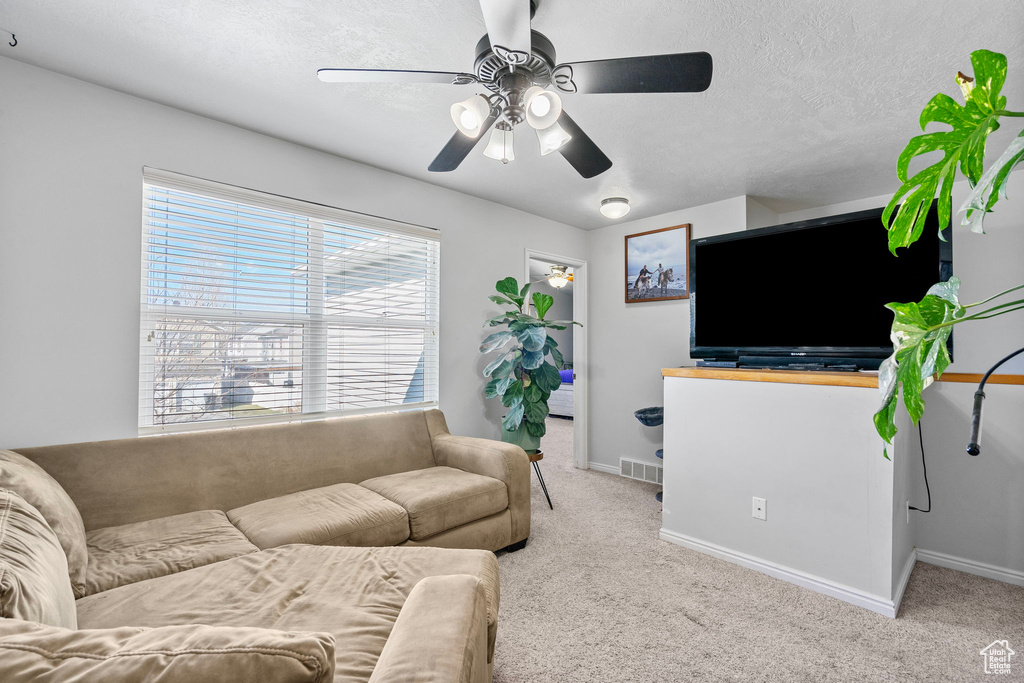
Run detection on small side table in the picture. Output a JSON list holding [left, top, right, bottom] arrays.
[[527, 450, 553, 510]]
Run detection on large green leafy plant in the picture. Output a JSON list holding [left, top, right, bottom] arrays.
[[875, 49, 1024, 456], [480, 277, 580, 440]]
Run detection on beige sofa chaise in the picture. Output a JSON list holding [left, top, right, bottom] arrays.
[[0, 408, 531, 682]]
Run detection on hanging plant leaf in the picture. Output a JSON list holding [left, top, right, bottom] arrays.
[[960, 130, 1024, 234], [502, 403, 525, 431], [534, 362, 563, 393], [517, 326, 546, 352], [873, 277, 964, 454], [532, 292, 554, 320], [882, 50, 1007, 253], [479, 331, 514, 353]]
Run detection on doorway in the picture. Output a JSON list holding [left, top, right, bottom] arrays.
[[524, 250, 587, 470]]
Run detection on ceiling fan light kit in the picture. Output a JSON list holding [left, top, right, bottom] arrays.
[[450, 94, 492, 138], [483, 121, 516, 164], [536, 120, 572, 156], [547, 265, 571, 288], [600, 197, 631, 219], [317, 0, 713, 179], [523, 85, 562, 129]]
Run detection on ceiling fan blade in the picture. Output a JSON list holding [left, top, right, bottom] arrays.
[[556, 111, 612, 179], [552, 52, 713, 94], [478, 0, 532, 68], [428, 113, 498, 172], [317, 68, 476, 85]]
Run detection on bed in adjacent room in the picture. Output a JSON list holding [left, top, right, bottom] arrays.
[[548, 369, 574, 418]]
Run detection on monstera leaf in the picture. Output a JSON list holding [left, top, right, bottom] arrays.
[[874, 278, 965, 456], [961, 130, 1024, 234], [882, 50, 1008, 253]]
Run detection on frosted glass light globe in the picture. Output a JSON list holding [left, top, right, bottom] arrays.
[[600, 197, 631, 219]]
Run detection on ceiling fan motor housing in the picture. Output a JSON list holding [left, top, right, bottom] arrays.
[[474, 30, 556, 87]]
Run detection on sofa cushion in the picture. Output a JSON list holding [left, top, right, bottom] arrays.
[[227, 483, 409, 550], [85, 510, 259, 595], [76, 544, 501, 683], [0, 449, 88, 598], [0, 488, 77, 628], [360, 466, 508, 541], [0, 618, 335, 683]]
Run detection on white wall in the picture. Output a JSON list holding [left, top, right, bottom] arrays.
[[585, 197, 748, 470], [0, 57, 587, 448]]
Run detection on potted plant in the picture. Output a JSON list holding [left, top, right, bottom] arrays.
[[875, 49, 1024, 456], [480, 276, 580, 452]]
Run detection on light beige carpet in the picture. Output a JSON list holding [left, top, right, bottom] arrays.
[[493, 417, 1024, 682]]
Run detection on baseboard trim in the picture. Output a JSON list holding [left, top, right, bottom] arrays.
[[916, 548, 1024, 587], [892, 548, 917, 617], [587, 462, 619, 475], [659, 528, 899, 618]]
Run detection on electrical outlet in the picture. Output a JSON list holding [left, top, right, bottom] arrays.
[[752, 497, 767, 521]]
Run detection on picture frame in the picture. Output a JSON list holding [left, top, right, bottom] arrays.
[[624, 224, 691, 303]]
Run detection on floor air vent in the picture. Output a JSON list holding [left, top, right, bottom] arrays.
[[619, 458, 663, 484]]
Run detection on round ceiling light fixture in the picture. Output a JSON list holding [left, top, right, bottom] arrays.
[[600, 197, 631, 219]]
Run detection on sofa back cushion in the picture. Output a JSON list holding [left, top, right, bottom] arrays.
[[0, 619, 335, 683], [0, 488, 78, 628], [15, 410, 438, 530], [0, 450, 88, 598]]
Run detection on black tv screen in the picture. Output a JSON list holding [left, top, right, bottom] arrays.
[[689, 205, 952, 366]]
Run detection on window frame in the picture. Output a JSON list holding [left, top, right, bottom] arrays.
[[139, 168, 441, 435]]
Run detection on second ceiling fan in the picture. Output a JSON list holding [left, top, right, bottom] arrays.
[[318, 0, 713, 178]]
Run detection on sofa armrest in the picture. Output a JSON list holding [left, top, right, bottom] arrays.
[[369, 575, 490, 683], [428, 429, 530, 546]]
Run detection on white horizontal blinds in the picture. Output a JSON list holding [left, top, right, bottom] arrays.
[[140, 171, 439, 433], [321, 221, 440, 411]]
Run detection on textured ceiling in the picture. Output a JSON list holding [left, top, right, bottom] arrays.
[[2, 1, 1022, 228]]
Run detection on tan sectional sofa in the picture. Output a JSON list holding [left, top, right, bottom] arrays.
[[0, 408, 531, 682]]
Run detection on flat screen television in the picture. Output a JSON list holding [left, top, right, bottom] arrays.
[[689, 204, 952, 370]]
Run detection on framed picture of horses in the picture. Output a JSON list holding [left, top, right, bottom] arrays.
[[624, 223, 690, 303]]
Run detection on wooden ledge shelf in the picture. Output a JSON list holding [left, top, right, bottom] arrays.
[[662, 366, 1024, 388], [661, 366, 879, 388]]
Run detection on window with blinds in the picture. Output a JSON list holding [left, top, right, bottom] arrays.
[[140, 169, 440, 433]]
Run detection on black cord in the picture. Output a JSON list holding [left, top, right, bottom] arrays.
[[909, 419, 931, 513]]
